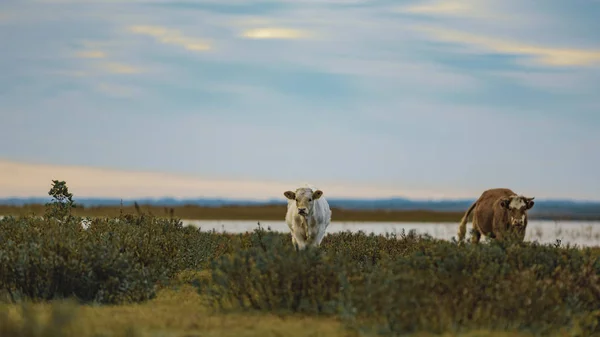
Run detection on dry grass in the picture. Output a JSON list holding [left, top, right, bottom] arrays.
[[0, 272, 345, 337], [0, 204, 467, 222], [0, 272, 555, 337]]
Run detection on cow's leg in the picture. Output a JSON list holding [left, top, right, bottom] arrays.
[[292, 230, 307, 251], [313, 225, 327, 247], [491, 221, 505, 242], [307, 234, 319, 248], [305, 226, 321, 248], [471, 221, 481, 244], [296, 240, 307, 250]]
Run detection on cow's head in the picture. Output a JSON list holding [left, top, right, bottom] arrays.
[[284, 187, 323, 217], [499, 195, 535, 228]]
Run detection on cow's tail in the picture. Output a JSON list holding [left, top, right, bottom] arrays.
[[458, 201, 477, 242]]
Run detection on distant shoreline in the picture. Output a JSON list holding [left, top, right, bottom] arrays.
[[0, 204, 599, 222]]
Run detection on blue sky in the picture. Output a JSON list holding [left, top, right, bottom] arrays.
[[1, 0, 599, 200]]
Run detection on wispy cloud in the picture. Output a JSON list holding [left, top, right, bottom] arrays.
[[75, 50, 106, 58], [395, 1, 600, 68], [410, 25, 600, 67], [241, 27, 311, 39], [69, 39, 143, 77], [2, 0, 600, 200], [394, 0, 544, 24], [128, 25, 211, 51], [101, 62, 142, 74], [396, 1, 481, 16], [33, 0, 132, 3]]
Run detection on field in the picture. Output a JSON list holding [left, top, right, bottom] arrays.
[[0, 202, 469, 223], [1, 202, 599, 223], [1, 181, 599, 336]]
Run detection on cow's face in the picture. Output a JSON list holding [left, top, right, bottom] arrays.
[[499, 195, 535, 228], [284, 188, 323, 217]]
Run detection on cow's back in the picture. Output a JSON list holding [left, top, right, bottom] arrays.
[[473, 188, 514, 233]]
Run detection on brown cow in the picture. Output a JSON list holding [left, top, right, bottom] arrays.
[[457, 188, 535, 244]]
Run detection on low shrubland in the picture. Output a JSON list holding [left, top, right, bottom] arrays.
[[0, 181, 599, 336]]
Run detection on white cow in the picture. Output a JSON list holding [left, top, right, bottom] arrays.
[[283, 184, 332, 250]]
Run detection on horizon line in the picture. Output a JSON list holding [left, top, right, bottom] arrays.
[[0, 195, 598, 204]]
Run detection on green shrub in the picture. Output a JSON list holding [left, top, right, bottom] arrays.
[[203, 229, 600, 335], [1, 179, 599, 335], [205, 226, 344, 314], [340, 240, 600, 335], [0, 215, 165, 304], [0, 181, 216, 304]]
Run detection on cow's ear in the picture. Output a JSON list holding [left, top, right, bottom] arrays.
[[526, 197, 535, 209], [312, 190, 323, 200], [284, 191, 296, 200], [499, 198, 510, 209]]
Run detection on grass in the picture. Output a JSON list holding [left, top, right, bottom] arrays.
[[2, 277, 584, 337], [1, 273, 354, 337], [1, 279, 561, 337], [1, 180, 599, 336]]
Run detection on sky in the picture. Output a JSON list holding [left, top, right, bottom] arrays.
[[1, 0, 599, 201]]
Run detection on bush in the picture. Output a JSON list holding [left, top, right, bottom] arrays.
[[1, 180, 599, 335], [202, 228, 600, 335], [339, 240, 600, 335], [0, 181, 218, 304], [205, 226, 344, 314]]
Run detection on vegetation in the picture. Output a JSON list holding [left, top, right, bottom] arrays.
[[3, 202, 599, 222], [0, 202, 470, 222], [0, 180, 599, 336]]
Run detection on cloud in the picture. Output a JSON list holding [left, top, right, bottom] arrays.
[[410, 25, 600, 67], [67, 39, 144, 78], [0, 160, 471, 200], [101, 62, 142, 74], [396, 1, 482, 16], [2, 0, 600, 201], [394, 1, 600, 68], [33, 0, 137, 3], [241, 27, 311, 39], [75, 50, 106, 58], [393, 0, 549, 25], [128, 25, 211, 51]]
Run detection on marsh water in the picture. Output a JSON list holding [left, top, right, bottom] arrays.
[[3, 215, 597, 247], [181, 219, 600, 247]]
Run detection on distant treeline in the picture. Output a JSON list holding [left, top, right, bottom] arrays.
[[1, 203, 599, 222]]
